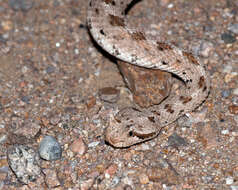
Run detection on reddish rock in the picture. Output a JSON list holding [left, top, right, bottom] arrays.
[[229, 105, 238, 114], [86, 96, 96, 109], [70, 137, 87, 155], [117, 60, 172, 108], [104, 164, 118, 178], [196, 123, 218, 149], [146, 157, 181, 185], [43, 169, 61, 188]]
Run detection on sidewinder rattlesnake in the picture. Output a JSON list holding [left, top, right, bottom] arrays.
[[87, 0, 210, 147]]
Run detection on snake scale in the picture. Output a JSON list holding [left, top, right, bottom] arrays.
[[87, 0, 210, 147]]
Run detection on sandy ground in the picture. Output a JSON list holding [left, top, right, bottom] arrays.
[[0, 0, 238, 189]]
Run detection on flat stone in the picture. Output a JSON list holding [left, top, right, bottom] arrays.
[[168, 133, 188, 147], [14, 121, 41, 139], [7, 145, 41, 184], [117, 60, 172, 108]]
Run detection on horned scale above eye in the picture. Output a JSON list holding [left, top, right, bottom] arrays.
[[87, 0, 210, 147]]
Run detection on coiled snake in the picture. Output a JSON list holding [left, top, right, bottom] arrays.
[[87, 0, 210, 147]]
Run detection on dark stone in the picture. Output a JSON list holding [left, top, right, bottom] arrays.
[[168, 133, 188, 147], [221, 32, 236, 44]]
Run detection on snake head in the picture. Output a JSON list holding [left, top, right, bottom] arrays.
[[105, 108, 160, 147]]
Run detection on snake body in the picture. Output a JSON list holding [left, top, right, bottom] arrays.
[[87, 0, 210, 147]]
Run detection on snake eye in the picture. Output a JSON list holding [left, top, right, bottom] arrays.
[[128, 131, 133, 137]]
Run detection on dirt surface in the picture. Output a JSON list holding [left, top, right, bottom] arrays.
[[0, 0, 238, 189]]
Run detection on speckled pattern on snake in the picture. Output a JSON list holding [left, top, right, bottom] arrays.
[[87, 0, 210, 147]]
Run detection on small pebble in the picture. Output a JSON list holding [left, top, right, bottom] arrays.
[[111, 176, 120, 187], [55, 42, 60, 47], [9, 0, 34, 12], [88, 141, 100, 148], [231, 186, 238, 190], [232, 96, 238, 105], [221, 89, 231, 98], [225, 73, 237, 83], [229, 105, 238, 114], [197, 124, 218, 149], [0, 134, 7, 144], [21, 95, 31, 103], [1, 20, 13, 31], [226, 176, 234, 185], [199, 41, 214, 57], [140, 144, 150, 150], [123, 184, 133, 190], [50, 115, 61, 125], [228, 23, 238, 34], [105, 164, 118, 178], [233, 89, 238, 96], [70, 138, 87, 155], [223, 65, 233, 73], [74, 48, 79, 54], [221, 129, 229, 135], [233, 116, 238, 125], [21, 66, 29, 74], [202, 176, 213, 183], [221, 33, 236, 44], [167, 3, 173, 8], [46, 66, 56, 74], [39, 136, 62, 161], [43, 169, 61, 188], [98, 87, 120, 103], [7, 145, 41, 184], [139, 173, 149, 184]]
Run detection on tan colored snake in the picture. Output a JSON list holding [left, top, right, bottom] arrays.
[[87, 0, 210, 147]]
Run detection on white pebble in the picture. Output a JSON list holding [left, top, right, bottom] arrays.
[[221, 129, 229, 135], [226, 176, 234, 185], [167, 3, 173, 8], [231, 186, 238, 190], [88, 141, 100, 147], [105, 173, 110, 179], [233, 88, 238, 95], [74, 48, 79, 54], [21, 66, 28, 73], [56, 42, 60, 47], [223, 65, 233, 73]]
